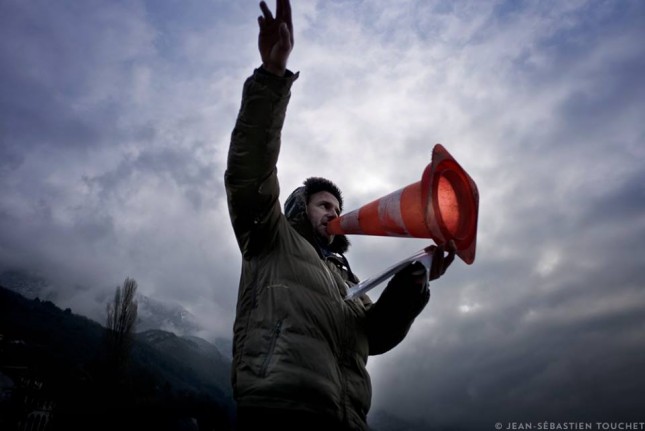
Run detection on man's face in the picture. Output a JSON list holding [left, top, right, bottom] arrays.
[[306, 191, 340, 245]]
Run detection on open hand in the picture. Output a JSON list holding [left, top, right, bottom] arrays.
[[258, 0, 293, 76]]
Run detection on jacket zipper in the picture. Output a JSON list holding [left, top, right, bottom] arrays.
[[260, 320, 283, 377], [251, 258, 259, 309], [324, 258, 350, 424], [322, 258, 342, 299]]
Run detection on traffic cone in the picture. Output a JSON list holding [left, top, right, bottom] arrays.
[[327, 144, 479, 264]]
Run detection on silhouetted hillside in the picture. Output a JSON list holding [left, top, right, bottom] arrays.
[[135, 329, 232, 400], [0, 285, 234, 431]]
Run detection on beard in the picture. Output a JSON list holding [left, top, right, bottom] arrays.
[[315, 224, 334, 245]]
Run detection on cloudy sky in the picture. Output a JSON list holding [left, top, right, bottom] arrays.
[[1, 0, 644, 428]]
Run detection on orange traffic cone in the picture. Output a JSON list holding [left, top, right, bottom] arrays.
[[327, 144, 479, 264]]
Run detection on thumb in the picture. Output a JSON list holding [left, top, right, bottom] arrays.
[[278, 22, 292, 49], [393, 261, 428, 288]]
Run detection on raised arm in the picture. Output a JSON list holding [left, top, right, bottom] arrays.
[[224, 0, 298, 259]]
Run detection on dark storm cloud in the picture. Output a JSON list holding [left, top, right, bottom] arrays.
[[0, 1, 153, 149], [359, 1, 645, 428], [370, 185, 645, 426], [0, 0, 239, 333], [580, 169, 645, 229], [372, 263, 645, 427]]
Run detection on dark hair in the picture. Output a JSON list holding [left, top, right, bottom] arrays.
[[303, 177, 343, 212]]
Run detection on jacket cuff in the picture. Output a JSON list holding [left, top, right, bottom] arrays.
[[253, 66, 300, 94]]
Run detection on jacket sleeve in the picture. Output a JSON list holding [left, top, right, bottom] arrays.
[[364, 261, 430, 355], [224, 67, 299, 259]]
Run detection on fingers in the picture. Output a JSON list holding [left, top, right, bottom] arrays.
[[280, 0, 293, 33], [408, 261, 430, 300], [429, 244, 444, 281], [259, 1, 273, 21], [259, 1, 293, 44], [391, 261, 428, 296], [272, 0, 293, 45], [409, 261, 428, 285], [275, 0, 283, 19], [445, 240, 456, 271], [276, 0, 291, 19], [261, 0, 290, 23], [429, 240, 456, 281]]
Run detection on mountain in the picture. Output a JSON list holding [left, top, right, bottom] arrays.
[[0, 268, 215, 341], [0, 274, 429, 430], [136, 329, 231, 398], [0, 285, 235, 431], [0, 269, 53, 300], [212, 336, 233, 360], [136, 294, 202, 336]]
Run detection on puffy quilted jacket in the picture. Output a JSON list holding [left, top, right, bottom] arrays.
[[225, 67, 427, 430]]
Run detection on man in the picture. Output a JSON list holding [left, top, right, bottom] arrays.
[[224, 1, 455, 430]]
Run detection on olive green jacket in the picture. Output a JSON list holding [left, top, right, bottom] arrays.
[[225, 68, 425, 430]]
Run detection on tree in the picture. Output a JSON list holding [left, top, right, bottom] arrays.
[[105, 277, 138, 379]]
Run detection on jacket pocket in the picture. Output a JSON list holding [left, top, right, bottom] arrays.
[[260, 319, 283, 377]]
